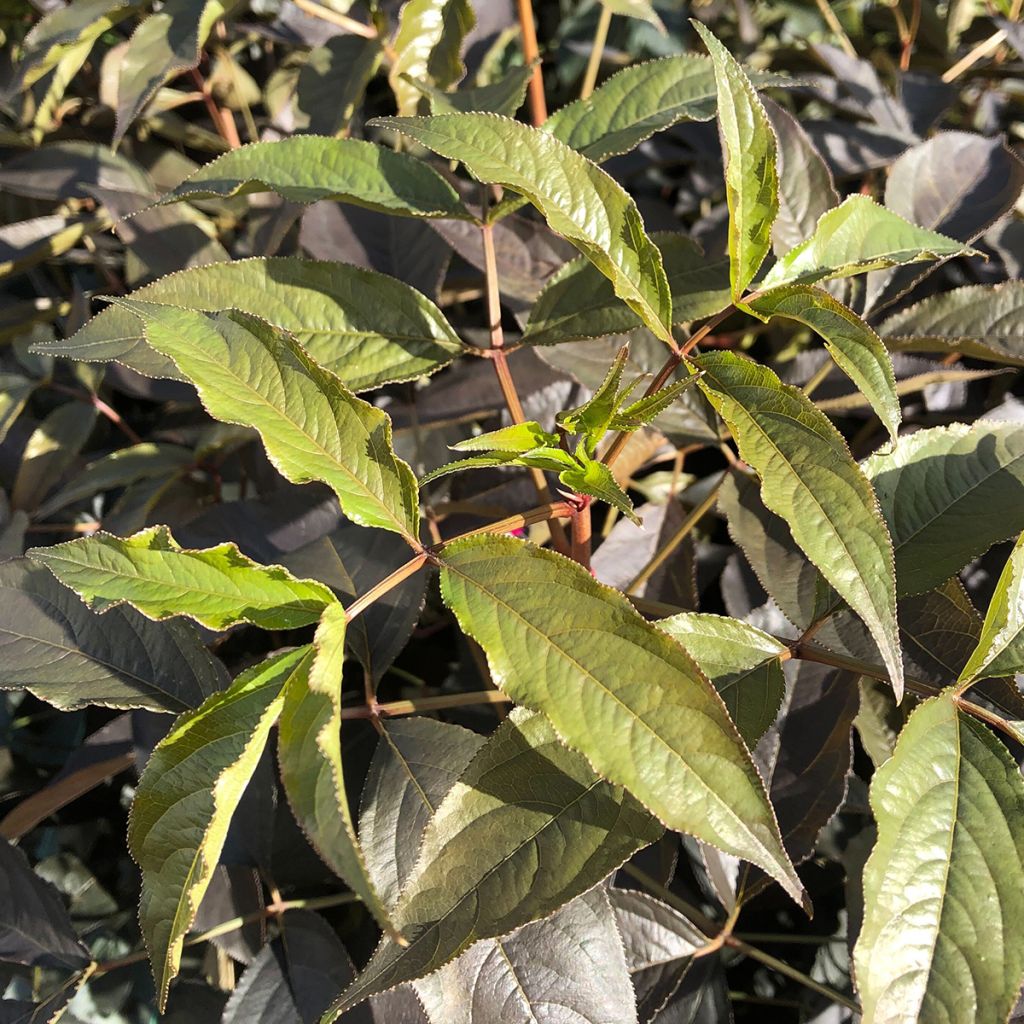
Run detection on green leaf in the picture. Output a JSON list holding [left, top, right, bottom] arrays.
[[559, 457, 639, 524], [277, 604, 398, 937], [326, 707, 662, 1015], [879, 283, 1024, 367], [612, 373, 701, 429], [747, 284, 900, 443], [0, 558, 224, 713], [0, 374, 36, 445], [115, 0, 226, 143], [158, 138, 469, 219], [853, 692, 1024, 1024], [761, 195, 972, 291], [656, 612, 786, 747], [959, 534, 1024, 686], [557, 345, 630, 447], [409, 63, 535, 116], [29, 525, 337, 630], [694, 351, 902, 697], [863, 423, 1024, 596], [437, 534, 805, 906], [523, 233, 731, 347], [11, 401, 98, 512], [388, 0, 475, 116], [603, 0, 665, 30], [692, 22, 778, 302], [543, 54, 789, 164], [372, 113, 674, 345], [115, 303, 421, 543], [452, 421, 558, 454], [291, 36, 383, 137], [34, 258, 464, 392], [129, 646, 308, 1007], [421, 450, 536, 484]]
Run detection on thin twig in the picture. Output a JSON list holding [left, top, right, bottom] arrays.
[[813, 0, 857, 56], [341, 689, 511, 720], [47, 381, 142, 445], [291, 0, 378, 37], [580, 4, 612, 99], [942, 28, 1008, 81], [515, 0, 547, 124]]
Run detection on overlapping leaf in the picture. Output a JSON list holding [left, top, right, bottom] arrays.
[[437, 534, 805, 904], [29, 525, 337, 630], [129, 647, 309, 1007], [854, 692, 1024, 1023], [372, 113, 674, 344], [114, 302, 421, 543]]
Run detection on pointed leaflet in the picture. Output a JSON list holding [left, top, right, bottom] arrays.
[[29, 525, 337, 630], [958, 534, 1024, 687], [389, 0, 474, 116], [115, 303, 420, 544], [656, 612, 786, 748], [692, 23, 778, 302], [747, 285, 900, 442], [159, 138, 468, 219], [542, 54, 790, 164], [35, 258, 464, 392], [853, 692, 1024, 1024], [129, 647, 308, 1007], [437, 535, 805, 905], [880, 283, 1024, 367], [327, 707, 662, 1015], [863, 423, 1024, 596], [694, 351, 902, 697], [372, 113, 673, 345], [277, 604, 397, 937], [761, 195, 972, 291], [0, 558, 223, 713], [523, 233, 731, 346]]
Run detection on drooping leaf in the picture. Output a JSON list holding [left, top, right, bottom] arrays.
[[561, 457, 639, 524], [129, 647, 309, 1007], [372, 113, 674, 345], [277, 605, 397, 938], [414, 887, 639, 1024], [0, 558, 224, 713], [853, 692, 1024, 1024], [747, 284, 900, 442], [115, 0, 226, 143], [0, 374, 36, 445], [763, 97, 838, 256], [388, 0, 475, 116], [327, 707, 663, 1015], [413, 63, 535, 116], [0, 837, 91, 970], [292, 35, 383, 136], [863, 422, 1024, 596], [760, 195, 972, 291], [694, 351, 902, 697], [11, 401, 98, 512], [958, 534, 1024, 686], [158, 138, 469, 219], [437, 534, 805, 905], [542, 54, 789, 164], [523, 233, 731, 346], [692, 22, 778, 302], [879, 283, 1024, 367], [29, 525, 337, 630], [359, 718, 484, 909], [35, 258, 464, 391], [657, 612, 786, 748], [115, 303, 421, 543]]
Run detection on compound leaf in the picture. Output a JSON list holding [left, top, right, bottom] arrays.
[[372, 113, 673, 345], [853, 692, 1024, 1024], [29, 525, 337, 630], [129, 646, 308, 1007], [437, 534, 805, 906]]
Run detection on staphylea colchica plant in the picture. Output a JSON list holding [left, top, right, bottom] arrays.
[[3, 2, 1024, 1022]]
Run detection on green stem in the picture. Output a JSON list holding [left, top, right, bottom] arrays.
[[341, 689, 511, 720], [580, 4, 612, 99]]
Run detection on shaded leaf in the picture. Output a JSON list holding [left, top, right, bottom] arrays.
[[748, 284, 900, 442], [523, 233, 730, 346], [373, 113, 673, 344], [438, 534, 805, 904], [327, 707, 662, 1015], [129, 647, 308, 1006], [0, 141, 152, 201], [159, 138, 469, 218], [415, 63, 534, 116], [694, 351, 902, 697], [657, 612, 786, 748], [117, 303, 421, 543], [292, 36, 382, 136], [693, 22, 778, 301], [761, 195, 971, 291], [37, 258, 463, 392], [853, 692, 1024, 1024], [0, 375, 36, 446], [0, 558, 224, 713], [30, 525, 337, 630]]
